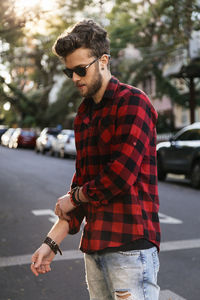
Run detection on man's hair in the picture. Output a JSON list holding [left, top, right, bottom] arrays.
[[53, 19, 110, 59]]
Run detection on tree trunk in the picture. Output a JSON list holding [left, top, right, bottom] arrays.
[[189, 77, 195, 124]]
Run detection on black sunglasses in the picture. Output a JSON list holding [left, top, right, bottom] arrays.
[[63, 57, 100, 78]]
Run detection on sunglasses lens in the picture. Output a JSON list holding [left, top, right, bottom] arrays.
[[63, 68, 73, 78], [63, 66, 87, 78], [75, 67, 86, 77]]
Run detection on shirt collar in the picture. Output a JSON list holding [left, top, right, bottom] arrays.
[[78, 76, 119, 116], [89, 76, 119, 110], [103, 76, 119, 100]]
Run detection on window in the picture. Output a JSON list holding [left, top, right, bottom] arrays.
[[178, 129, 200, 141]]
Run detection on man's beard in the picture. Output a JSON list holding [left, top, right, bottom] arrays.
[[82, 65, 103, 98]]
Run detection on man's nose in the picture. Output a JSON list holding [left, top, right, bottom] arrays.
[[72, 72, 81, 82]]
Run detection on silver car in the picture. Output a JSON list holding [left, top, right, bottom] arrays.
[[35, 128, 61, 154], [1, 128, 16, 147], [51, 129, 76, 158]]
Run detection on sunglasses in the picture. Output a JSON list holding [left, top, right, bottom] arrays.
[[63, 57, 100, 78]]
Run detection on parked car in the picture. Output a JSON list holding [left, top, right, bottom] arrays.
[[50, 129, 75, 157], [0, 126, 8, 140], [8, 128, 37, 149], [1, 128, 15, 147], [60, 130, 76, 158], [35, 127, 61, 154], [157, 122, 200, 188]]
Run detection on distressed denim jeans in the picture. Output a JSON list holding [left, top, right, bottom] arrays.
[[84, 247, 160, 300]]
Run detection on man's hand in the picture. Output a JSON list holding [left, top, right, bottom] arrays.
[[55, 193, 75, 219], [31, 244, 55, 276], [55, 202, 72, 221]]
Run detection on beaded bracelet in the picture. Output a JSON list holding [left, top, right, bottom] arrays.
[[69, 191, 78, 207], [76, 187, 81, 202], [70, 187, 82, 207]]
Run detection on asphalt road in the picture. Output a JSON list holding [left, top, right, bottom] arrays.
[[0, 146, 200, 300]]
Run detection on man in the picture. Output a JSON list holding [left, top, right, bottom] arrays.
[[31, 19, 161, 300]]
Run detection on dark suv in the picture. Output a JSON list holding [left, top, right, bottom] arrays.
[[157, 122, 200, 188]]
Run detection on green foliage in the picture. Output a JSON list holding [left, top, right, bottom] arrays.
[[157, 112, 174, 133], [1, 0, 200, 129], [0, 0, 92, 128], [44, 80, 81, 127], [0, 0, 25, 45], [107, 0, 200, 119]]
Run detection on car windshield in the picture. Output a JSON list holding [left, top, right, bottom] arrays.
[[47, 130, 60, 136], [21, 131, 35, 137], [60, 130, 73, 135], [177, 129, 200, 141], [0, 128, 7, 133]]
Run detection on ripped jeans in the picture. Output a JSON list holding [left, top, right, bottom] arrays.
[[84, 247, 160, 300]]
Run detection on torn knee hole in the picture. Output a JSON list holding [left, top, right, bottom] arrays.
[[115, 291, 132, 299]]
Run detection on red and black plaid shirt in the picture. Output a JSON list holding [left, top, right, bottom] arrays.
[[68, 76, 161, 253]]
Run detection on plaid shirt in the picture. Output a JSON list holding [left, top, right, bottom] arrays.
[[68, 76, 161, 253]]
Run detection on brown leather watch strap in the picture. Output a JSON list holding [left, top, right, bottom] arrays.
[[44, 236, 62, 255]]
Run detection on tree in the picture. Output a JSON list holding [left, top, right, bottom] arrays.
[[1, 0, 119, 128], [0, 0, 25, 44], [107, 0, 200, 126], [0, 0, 92, 127]]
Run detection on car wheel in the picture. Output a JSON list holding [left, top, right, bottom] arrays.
[[191, 162, 200, 189], [35, 147, 39, 153], [60, 149, 67, 158], [49, 149, 54, 156], [41, 148, 46, 155], [157, 155, 167, 181]]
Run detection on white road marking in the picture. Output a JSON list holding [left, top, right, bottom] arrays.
[[31, 209, 85, 229], [0, 255, 188, 300], [32, 209, 183, 225], [160, 239, 200, 252], [1, 238, 200, 268], [0, 250, 82, 268], [158, 212, 183, 224], [0, 240, 197, 300], [159, 290, 186, 300], [0, 210, 188, 299], [32, 209, 58, 223]]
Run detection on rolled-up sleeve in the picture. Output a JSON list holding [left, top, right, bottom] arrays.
[[70, 172, 77, 189], [67, 205, 85, 235], [66, 173, 85, 234], [82, 93, 156, 206]]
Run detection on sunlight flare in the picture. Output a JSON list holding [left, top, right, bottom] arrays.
[[14, 0, 57, 15]]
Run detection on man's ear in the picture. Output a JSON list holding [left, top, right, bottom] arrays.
[[100, 54, 110, 69]]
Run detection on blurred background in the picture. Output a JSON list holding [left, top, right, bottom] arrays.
[[0, 0, 199, 132], [0, 1, 200, 300]]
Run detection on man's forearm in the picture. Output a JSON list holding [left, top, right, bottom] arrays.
[[47, 218, 69, 245]]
